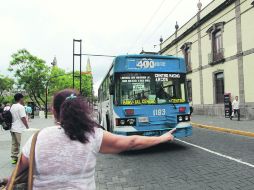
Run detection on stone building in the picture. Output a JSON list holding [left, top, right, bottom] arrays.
[[160, 0, 254, 119]]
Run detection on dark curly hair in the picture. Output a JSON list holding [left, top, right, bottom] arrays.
[[53, 89, 96, 143]]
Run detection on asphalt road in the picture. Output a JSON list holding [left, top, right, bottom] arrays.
[[1, 118, 254, 190], [95, 127, 254, 190]]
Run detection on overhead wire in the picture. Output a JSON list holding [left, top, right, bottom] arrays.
[[127, 0, 167, 53], [141, 0, 185, 48]]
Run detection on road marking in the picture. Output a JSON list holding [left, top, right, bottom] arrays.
[[176, 139, 254, 168], [191, 122, 254, 138]]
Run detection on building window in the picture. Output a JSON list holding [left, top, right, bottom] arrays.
[[207, 22, 225, 65], [180, 42, 192, 72], [214, 72, 224, 104], [186, 80, 192, 102], [212, 30, 224, 62]]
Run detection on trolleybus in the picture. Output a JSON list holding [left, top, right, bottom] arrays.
[[98, 54, 192, 138]]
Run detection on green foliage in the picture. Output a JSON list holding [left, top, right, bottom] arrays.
[[9, 49, 50, 108], [0, 75, 14, 103], [2, 95, 15, 104], [48, 67, 93, 98], [8, 49, 94, 108]]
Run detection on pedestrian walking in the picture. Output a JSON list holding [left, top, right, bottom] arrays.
[[10, 93, 29, 164], [6, 89, 175, 189], [230, 96, 240, 121], [189, 98, 193, 116], [3, 102, 11, 111], [228, 97, 232, 119], [0, 104, 4, 127], [0, 103, 4, 113], [25, 105, 32, 122]]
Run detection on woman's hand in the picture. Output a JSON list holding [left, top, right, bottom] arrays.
[[100, 128, 177, 154], [159, 128, 176, 143]]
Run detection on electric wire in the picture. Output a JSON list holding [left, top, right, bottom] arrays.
[[127, 0, 167, 53], [141, 0, 185, 48]]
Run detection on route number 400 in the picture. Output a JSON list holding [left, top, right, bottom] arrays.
[[136, 59, 155, 69], [153, 109, 166, 116]]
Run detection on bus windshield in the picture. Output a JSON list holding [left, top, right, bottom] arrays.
[[115, 73, 187, 106]]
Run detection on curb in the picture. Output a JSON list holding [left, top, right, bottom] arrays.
[[191, 122, 254, 138]]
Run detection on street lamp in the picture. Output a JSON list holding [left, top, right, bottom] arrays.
[[153, 36, 164, 50]]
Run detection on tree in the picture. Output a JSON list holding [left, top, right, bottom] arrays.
[[9, 49, 93, 109], [9, 49, 50, 109], [0, 75, 14, 103], [48, 66, 93, 98]]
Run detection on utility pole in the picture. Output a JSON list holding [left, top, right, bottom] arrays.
[[73, 39, 82, 94], [72, 39, 115, 97]]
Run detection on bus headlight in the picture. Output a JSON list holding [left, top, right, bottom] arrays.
[[177, 115, 190, 122], [116, 118, 136, 126], [120, 120, 125, 125], [127, 119, 135, 125]]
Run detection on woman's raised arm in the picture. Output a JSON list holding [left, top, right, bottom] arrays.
[[99, 128, 176, 154]]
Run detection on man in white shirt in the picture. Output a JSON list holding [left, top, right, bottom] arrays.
[[230, 96, 240, 121], [10, 93, 29, 164]]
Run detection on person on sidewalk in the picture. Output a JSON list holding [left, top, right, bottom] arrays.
[[25, 105, 32, 122], [0, 103, 3, 112], [230, 96, 240, 121], [228, 97, 232, 119], [10, 93, 29, 164], [0, 104, 4, 127], [3, 102, 11, 111], [7, 89, 175, 189]]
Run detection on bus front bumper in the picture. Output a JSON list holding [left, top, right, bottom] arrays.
[[113, 122, 192, 138]]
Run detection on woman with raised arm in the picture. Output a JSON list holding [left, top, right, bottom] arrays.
[[7, 89, 175, 190]]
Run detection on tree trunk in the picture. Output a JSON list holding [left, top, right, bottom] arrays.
[[31, 90, 41, 109], [28, 94, 35, 103], [37, 94, 45, 106]]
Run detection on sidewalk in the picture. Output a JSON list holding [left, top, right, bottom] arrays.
[[0, 117, 55, 178], [191, 115, 254, 137]]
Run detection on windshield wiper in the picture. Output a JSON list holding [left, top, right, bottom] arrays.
[[164, 95, 177, 109], [169, 99, 177, 109]]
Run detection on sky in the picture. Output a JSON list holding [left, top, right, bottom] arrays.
[[0, 0, 212, 95]]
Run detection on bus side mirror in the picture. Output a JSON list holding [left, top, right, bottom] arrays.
[[109, 83, 114, 95]]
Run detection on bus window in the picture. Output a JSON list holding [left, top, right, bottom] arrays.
[[115, 73, 187, 105], [181, 83, 186, 102]]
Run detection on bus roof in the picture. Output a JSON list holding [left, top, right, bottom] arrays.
[[115, 54, 182, 60], [113, 54, 185, 73], [98, 54, 186, 91]]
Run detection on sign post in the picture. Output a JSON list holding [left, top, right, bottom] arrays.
[[224, 93, 231, 118]]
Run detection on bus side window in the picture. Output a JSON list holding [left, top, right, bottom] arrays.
[[109, 75, 114, 95]]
